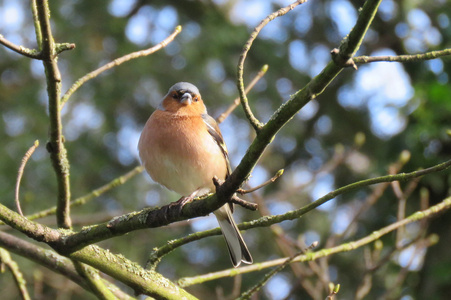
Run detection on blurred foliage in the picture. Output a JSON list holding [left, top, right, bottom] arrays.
[[0, 0, 450, 299]]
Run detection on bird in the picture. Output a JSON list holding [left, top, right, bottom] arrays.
[[138, 82, 252, 267]]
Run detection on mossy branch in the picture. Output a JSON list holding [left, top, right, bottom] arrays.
[[0, 248, 31, 300], [35, 0, 72, 229], [177, 195, 451, 287], [49, 159, 450, 256], [0, 206, 195, 299], [146, 159, 451, 266], [0, 232, 134, 300]]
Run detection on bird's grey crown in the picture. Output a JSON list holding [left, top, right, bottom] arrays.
[[168, 82, 200, 95]]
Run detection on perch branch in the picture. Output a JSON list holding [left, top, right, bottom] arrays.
[[150, 159, 450, 267]]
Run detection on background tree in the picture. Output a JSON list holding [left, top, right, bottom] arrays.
[[0, 0, 450, 299]]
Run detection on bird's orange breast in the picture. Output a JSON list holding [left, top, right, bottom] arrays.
[[138, 110, 228, 196]]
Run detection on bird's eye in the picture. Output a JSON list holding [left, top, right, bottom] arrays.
[[172, 93, 179, 99], [193, 97, 199, 102]]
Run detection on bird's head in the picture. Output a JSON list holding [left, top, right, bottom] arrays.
[[160, 82, 207, 115]]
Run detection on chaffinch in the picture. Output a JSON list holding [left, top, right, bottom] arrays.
[[138, 82, 252, 267]]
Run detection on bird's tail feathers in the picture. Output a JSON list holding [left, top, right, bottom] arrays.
[[215, 205, 252, 267]]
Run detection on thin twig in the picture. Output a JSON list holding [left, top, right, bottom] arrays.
[[353, 48, 451, 65], [177, 195, 451, 287], [0, 232, 136, 300], [237, 169, 283, 194], [0, 34, 42, 59], [217, 64, 268, 124], [237, 1, 306, 132], [238, 244, 316, 300], [24, 165, 143, 221], [0, 248, 31, 300], [60, 25, 182, 108], [30, 0, 42, 50], [2, 251, 30, 299], [15, 141, 39, 216], [73, 261, 117, 300], [231, 195, 258, 211]]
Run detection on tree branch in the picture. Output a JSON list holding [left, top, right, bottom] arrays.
[[353, 48, 451, 65], [24, 165, 143, 222], [0, 232, 134, 300], [217, 64, 268, 124], [60, 25, 182, 108], [237, 1, 306, 132], [0, 205, 195, 299], [177, 195, 451, 287], [0, 34, 42, 59], [73, 261, 118, 300], [15, 140, 39, 216], [35, 0, 72, 229], [148, 159, 451, 265], [69, 245, 197, 299], [0, 248, 31, 300], [220, 0, 383, 216]]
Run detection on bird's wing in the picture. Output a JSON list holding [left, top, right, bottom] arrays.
[[201, 114, 232, 176]]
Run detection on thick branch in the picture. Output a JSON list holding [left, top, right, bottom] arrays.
[[147, 159, 451, 264], [0, 232, 134, 300], [0, 205, 195, 299], [222, 0, 383, 207], [61, 159, 451, 256], [69, 245, 197, 299]]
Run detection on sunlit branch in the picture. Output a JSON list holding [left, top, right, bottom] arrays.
[[217, 64, 268, 124], [0, 34, 41, 59], [73, 261, 118, 299], [177, 195, 451, 287], [35, 0, 72, 229], [237, 169, 283, 194], [60, 25, 182, 108], [147, 159, 451, 265], [353, 48, 451, 65], [0, 248, 31, 300], [0, 232, 134, 300], [15, 140, 39, 216], [237, 1, 306, 132], [23, 165, 143, 222]]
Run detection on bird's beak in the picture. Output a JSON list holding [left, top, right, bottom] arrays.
[[180, 93, 193, 105]]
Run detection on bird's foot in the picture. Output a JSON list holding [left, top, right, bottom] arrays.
[[169, 190, 199, 215]]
